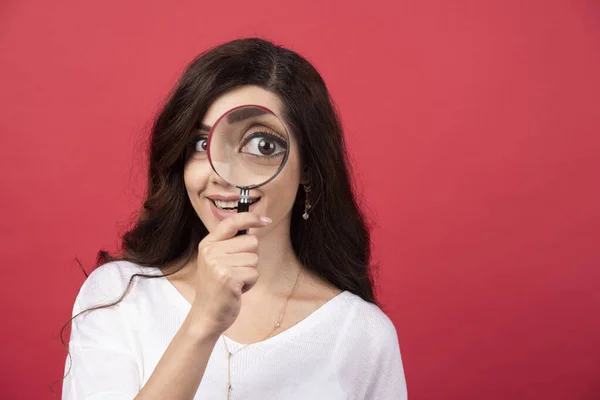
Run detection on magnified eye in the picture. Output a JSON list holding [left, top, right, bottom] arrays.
[[241, 131, 287, 157], [246, 137, 281, 156], [257, 138, 276, 155]]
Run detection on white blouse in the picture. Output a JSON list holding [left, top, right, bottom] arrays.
[[62, 261, 408, 399]]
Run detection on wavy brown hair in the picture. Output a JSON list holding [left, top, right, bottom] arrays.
[[55, 37, 377, 393], [102, 37, 375, 301]]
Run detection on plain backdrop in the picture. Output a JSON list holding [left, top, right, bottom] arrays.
[[1, 0, 599, 399]]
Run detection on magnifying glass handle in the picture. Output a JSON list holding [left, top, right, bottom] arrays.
[[236, 188, 250, 236]]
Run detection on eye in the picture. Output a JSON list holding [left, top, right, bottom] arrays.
[[195, 138, 208, 152], [240, 132, 287, 157]]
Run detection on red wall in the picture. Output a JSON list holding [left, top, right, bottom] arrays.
[[1, 1, 599, 399]]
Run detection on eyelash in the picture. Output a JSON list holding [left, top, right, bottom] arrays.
[[241, 130, 287, 151]]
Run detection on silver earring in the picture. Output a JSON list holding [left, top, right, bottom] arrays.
[[302, 184, 311, 220]]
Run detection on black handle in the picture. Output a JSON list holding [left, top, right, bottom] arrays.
[[235, 198, 250, 236]]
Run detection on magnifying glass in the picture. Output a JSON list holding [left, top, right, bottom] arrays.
[[207, 105, 291, 235]]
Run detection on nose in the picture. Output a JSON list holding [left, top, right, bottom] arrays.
[[209, 167, 231, 187]]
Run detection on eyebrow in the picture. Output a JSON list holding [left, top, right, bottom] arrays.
[[198, 108, 270, 132], [226, 107, 269, 124]]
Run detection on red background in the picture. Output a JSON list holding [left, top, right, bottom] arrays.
[[1, 1, 599, 399]]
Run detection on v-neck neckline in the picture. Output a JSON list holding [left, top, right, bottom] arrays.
[[158, 272, 350, 349]]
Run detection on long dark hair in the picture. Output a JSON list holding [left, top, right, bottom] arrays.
[[98, 37, 376, 303], [55, 38, 376, 392]]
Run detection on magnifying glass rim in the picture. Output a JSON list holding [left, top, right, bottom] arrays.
[[206, 104, 292, 190]]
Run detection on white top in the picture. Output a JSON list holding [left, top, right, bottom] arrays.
[[62, 261, 408, 399]]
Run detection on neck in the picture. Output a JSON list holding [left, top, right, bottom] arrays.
[[251, 221, 302, 295], [253, 244, 300, 295]]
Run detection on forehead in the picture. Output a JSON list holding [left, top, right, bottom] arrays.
[[202, 86, 285, 127]]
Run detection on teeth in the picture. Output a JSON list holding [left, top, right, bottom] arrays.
[[213, 198, 259, 210], [215, 200, 237, 209]]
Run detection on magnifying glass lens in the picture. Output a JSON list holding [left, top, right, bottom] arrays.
[[208, 105, 290, 189]]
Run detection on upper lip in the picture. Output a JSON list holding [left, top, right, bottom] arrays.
[[207, 194, 260, 201]]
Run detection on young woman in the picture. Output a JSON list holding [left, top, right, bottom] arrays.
[[62, 38, 407, 400]]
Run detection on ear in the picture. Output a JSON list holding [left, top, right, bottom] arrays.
[[300, 166, 310, 186]]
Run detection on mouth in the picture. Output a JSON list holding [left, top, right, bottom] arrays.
[[209, 197, 261, 211]]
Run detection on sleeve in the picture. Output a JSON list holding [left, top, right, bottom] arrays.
[[363, 313, 408, 400], [62, 264, 141, 400]]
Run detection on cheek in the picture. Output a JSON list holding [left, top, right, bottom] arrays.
[[261, 151, 302, 212], [183, 159, 210, 196]]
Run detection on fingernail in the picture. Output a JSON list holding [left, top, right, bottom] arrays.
[[260, 216, 272, 225]]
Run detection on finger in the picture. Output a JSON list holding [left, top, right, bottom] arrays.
[[213, 234, 259, 255], [231, 266, 260, 294], [213, 252, 259, 269], [207, 212, 271, 242]]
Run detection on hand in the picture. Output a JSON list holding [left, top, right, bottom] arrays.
[[189, 212, 271, 336]]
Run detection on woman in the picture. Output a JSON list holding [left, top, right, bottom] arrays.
[[63, 38, 407, 399]]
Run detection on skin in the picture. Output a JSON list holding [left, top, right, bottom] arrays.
[[135, 86, 340, 399]]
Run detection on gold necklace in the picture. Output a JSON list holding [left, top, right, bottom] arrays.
[[221, 270, 301, 400]]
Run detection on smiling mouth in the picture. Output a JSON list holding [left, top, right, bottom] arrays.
[[210, 198, 261, 211]]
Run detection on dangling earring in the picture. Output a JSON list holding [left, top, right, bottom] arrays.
[[302, 184, 311, 220]]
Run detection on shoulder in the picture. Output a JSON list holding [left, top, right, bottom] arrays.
[[336, 292, 406, 393], [338, 292, 400, 349], [74, 260, 158, 310]]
